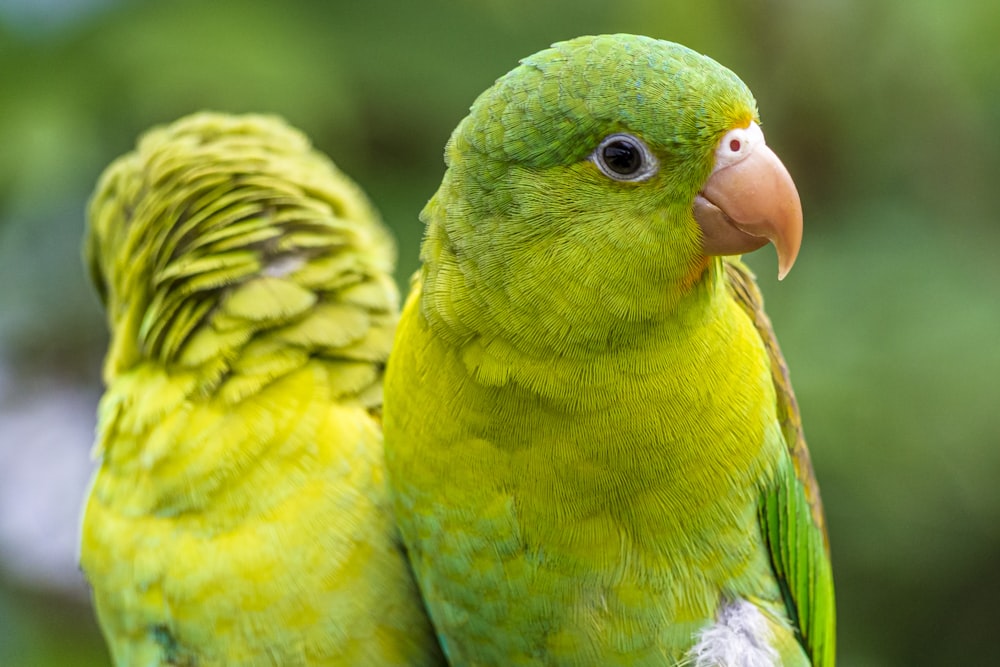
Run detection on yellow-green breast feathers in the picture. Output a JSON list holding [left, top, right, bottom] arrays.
[[80, 112, 444, 666]]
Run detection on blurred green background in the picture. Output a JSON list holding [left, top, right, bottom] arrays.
[[1, 0, 998, 665]]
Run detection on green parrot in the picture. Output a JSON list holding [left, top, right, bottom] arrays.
[[383, 34, 835, 666], [79, 112, 445, 666]]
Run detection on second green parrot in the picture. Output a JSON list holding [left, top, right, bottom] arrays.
[[384, 34, 835, 666], [80, 113, 445, 666]]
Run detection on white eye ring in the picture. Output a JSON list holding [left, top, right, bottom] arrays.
[[713, 122, 765, 171], [590, 133, 659, 182]]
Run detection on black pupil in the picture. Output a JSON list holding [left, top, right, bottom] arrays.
[[602, 140, 641, 175]]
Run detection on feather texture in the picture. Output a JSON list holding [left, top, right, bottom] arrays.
[[80, 113, 444, 666]]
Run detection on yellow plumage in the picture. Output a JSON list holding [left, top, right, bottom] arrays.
[[79, 112, 444, 666]]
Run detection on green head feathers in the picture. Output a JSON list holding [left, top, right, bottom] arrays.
[[421, 34, 760, 353], [454, 34, 756, 179], [87, 113, 397, 386]]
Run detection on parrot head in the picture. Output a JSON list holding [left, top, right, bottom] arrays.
[[421, 34, 801, 350], [86, 113, 394, 380]]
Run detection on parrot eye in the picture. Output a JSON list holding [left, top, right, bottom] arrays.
[[591, 133, 658, 182]]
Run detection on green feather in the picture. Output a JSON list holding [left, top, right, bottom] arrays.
[[81, 112, 445, 666]]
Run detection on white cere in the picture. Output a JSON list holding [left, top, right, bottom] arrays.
[[711, 122, 766, 173]]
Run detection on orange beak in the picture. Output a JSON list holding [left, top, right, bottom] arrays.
[[692, 122, 802, 280]]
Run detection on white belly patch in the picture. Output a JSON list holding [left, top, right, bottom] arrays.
[[688, 598, 778, 667]]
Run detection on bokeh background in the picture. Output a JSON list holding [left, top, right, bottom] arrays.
[[1, 0, 998, 665]]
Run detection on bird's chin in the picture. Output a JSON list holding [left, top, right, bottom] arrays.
[[693, 194, 770, 256]]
